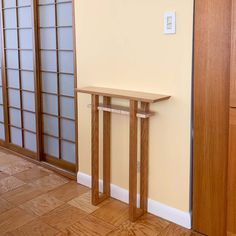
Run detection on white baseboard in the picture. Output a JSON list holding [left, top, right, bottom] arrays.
[[77, 172, 191, 229]]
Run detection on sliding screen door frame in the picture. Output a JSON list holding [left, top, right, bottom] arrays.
[[0, 0, 78, 174], [37, 0, 78, 173]]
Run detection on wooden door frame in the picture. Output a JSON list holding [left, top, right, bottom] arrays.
[[192, 0, 231, 235]]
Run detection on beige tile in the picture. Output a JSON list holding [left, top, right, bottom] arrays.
[[49, 181, 89, 202], [0, 154, 18, 165], [19, 193, 64, 216], [13, 166, 51, 183], [0, 197, 14, 214], [0, 176, 25, 194], [0, 159, 36, 175], [0, 171, 9, 180], [107, 214, 169, 236], [62, 215, 115, 236], [5, 219, 59, 236], [40, 204, 87, 231], [1, 184, 44, 205], [0, 207, 35, 234], [68, 191, 110, 214], [30, 174, 69, 192], [92, 200, 129, 226]]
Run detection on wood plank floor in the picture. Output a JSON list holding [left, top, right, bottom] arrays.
[[0, 149, 202, 236]]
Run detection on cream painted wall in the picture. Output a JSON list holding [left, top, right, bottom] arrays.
[[74, 0, 194, 212]]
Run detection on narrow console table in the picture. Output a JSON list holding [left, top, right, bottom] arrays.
[[76, 86, 170, 221]]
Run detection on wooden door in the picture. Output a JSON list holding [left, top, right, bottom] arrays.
[[228, 109, 236, 236], [228, 1, 236, 235], [192, 0, 231, 235]]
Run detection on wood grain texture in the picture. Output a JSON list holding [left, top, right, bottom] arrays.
[[227, 109, 236, 235], [77, 86, 171, 103], [92, 200, 129, 227], [103, 96, 111, 197], [40, 204, 87, 231], [231, 0, 236, 107], [129, 100, 138, 221], [19, 194, 64, 216], [193, 0, 231, 235], [91, 94, 100, 205], [140, 102, 149, 212], [0, 150, 202, 236], [5, 219, 59, 236]]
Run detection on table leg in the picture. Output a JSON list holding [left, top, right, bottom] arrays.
[[103, 96, 111, 197], [129, 100, 138, 221], [140, 102, 149, 212], [91, 94, 99, 205]]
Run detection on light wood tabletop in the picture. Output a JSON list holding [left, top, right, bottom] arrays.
[[76, 86, 170, 103]]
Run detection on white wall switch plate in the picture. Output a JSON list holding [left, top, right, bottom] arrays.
[[164, 12, 176, 34]]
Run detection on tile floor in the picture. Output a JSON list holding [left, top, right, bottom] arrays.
[[0, 148, 202, 235]]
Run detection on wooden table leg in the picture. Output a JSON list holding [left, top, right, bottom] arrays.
[[129, 100, 138, 221], [140, 102, 149, 212], [103, 96, 111, 197], [91, 94, 99, 205]]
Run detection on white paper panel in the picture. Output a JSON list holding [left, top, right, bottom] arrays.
[[39, 0, 54, 4], [3, 0, 16, 8], [6, 50, 18, 69], [41, 72, 57, 93], [7, 70, 19, 88], [44, 135, 59, 158], [60, 97, 74, 119], [23, 111, 36, 132], [8, 89, 20, 108], [22, 91, 35, 112], [59, 74, 74, 96], [58, 27, 73, 50], [0, 123, 5, 140], [41, 51, 57, 72], [18, 7, 32, 28], [24, 131, 36, 152], [0, 89, 2, 104], [10, 127, 22, 147], [39, 5, 55, 27], [18, 0, 31, 6], [0, 70, 2, 86], [57, 3, 72, 26], [5, 30, 17, 48], [0, 105, 4, 122], [61, 141, 75, 163], [61, 118, 75, 141], [43, 114, 58, 136], [21, 71, 34, 91], [19, 29, 32, 49], [40, 28, 56, 49], [4, 9, 17, 28], [9, 108, 21, 127], [20, 51, 33, 70], [42, 93, 58, 115], [58, 51, 74, 73]]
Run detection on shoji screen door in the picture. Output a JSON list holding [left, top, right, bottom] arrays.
[[0, 0, 39, 159], [38, 0, 77, 172], [0, 0, 77, 173]]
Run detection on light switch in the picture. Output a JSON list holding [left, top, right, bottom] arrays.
[[164, 12, 176, 34]]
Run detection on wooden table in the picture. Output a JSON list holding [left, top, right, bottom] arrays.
[[76, 86, 170, 221]]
